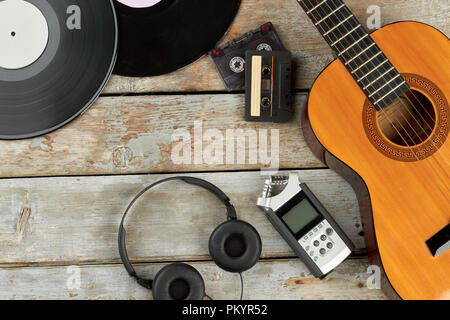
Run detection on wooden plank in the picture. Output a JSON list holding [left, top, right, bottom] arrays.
[[0, 94, 323, 178], [103, 0, 450, 94], [0, 259, 386, 300], [0, 170, 365, 266]]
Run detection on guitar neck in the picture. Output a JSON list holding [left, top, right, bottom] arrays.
[[297, 0, 409, 110]]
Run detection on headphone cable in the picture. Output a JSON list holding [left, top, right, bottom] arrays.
[[239, 272, 244, 300], [204, 272, 244, 300]]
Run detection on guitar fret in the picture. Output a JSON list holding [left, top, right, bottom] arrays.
[[323, 14, 354, 36], [331, 25, 362, 47], [368, 74, 402, 98], [351, 51, 383, 74], [297, 0, 409, 110], [357, 59, 389, 82], [363, 66, 395, 90], [374, 82, 406, 104], [345, 43, 376, 65], [314, 4, 345, 26], [337, 33, 367, 56], [306, 0, 328, 14]]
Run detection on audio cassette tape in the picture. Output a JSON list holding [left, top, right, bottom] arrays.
[[209, 22, 285, 91], [245, 50, 292, 123]]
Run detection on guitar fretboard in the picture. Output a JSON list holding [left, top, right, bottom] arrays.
[[297, 0, 410, 110]]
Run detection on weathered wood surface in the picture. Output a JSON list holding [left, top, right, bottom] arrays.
[[0, 170, 364, 266], [104, 0, 450, 94], [0, 94, 323, 178], [2, 0, 444, 300], [0, 259, 386, 300]]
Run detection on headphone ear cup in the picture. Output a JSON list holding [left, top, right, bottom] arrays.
[[209, 220, 262, 273], [152, 263, 205, 300]]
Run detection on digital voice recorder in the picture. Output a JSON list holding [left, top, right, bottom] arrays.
[[257, 173, 354, 278]]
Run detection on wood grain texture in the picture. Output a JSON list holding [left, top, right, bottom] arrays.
[[0, 94, 322, 178], [305, 22, 450, 299], [1, 0, 446, 301], [0, 170, 364, 266], [0, 259, 386, 300], [103, 0, 450, 94]]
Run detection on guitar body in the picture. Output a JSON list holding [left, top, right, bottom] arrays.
[[302, 21, 450, 300]]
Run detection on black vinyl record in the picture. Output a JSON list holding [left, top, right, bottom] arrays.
[[0, 0, 117, 139], [113, 0, 241, 77]]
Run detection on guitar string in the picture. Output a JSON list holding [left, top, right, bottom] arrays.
[[340, 5, 450, 172], [323, 1, 450, 190], [401, 87, 450, 170], [314, 0, 450, 168], [310, 0, 450, 198], [325, 2, 450, 185], [307, 0, 450, 199], [395, 88, 450, 178], [300, 0, 449, 182], [299, 0, 449, 200], [404, 88, 449, 159]]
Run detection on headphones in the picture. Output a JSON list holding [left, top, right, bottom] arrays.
[[118, 176, 262, 300]]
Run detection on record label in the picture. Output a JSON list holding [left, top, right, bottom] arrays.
[[117, 0, 162, 8], [0, 0, 49, 69]]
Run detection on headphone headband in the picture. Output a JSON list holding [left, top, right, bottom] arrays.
[[118, 176, 237, 288]]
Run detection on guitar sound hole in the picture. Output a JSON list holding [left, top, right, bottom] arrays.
[[377, 90, 436, 147]]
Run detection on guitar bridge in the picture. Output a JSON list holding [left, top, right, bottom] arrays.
[[426, 224, 450, 257]]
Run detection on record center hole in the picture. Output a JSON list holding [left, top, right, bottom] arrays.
[[224, 233, 247, 258], [168, 278, 190, 300], [377, 89, 436, 147]]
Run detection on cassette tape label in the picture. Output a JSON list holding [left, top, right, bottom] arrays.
[[251, 55, 262, 117]]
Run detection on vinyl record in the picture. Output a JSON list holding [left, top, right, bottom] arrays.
[[114, 0, 241, 77], [0, 0, 118, 139]]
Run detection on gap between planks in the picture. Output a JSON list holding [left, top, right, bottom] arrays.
[[0, 258, 387, 300], [0, 170, 366, 266], [0, 93, 324, 178], [0, 254, 369, 270]]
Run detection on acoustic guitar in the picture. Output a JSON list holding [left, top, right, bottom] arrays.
[[297, 0, 449, 299]]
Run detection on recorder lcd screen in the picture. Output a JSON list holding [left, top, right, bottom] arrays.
[[282, 199, 320, 235]]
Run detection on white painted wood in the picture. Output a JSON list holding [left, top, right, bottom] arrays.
[[0, 259, 386, 300], [0, 0, 441, 300], [0, 170, 364, 266], [0, 94, 323, 178]]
